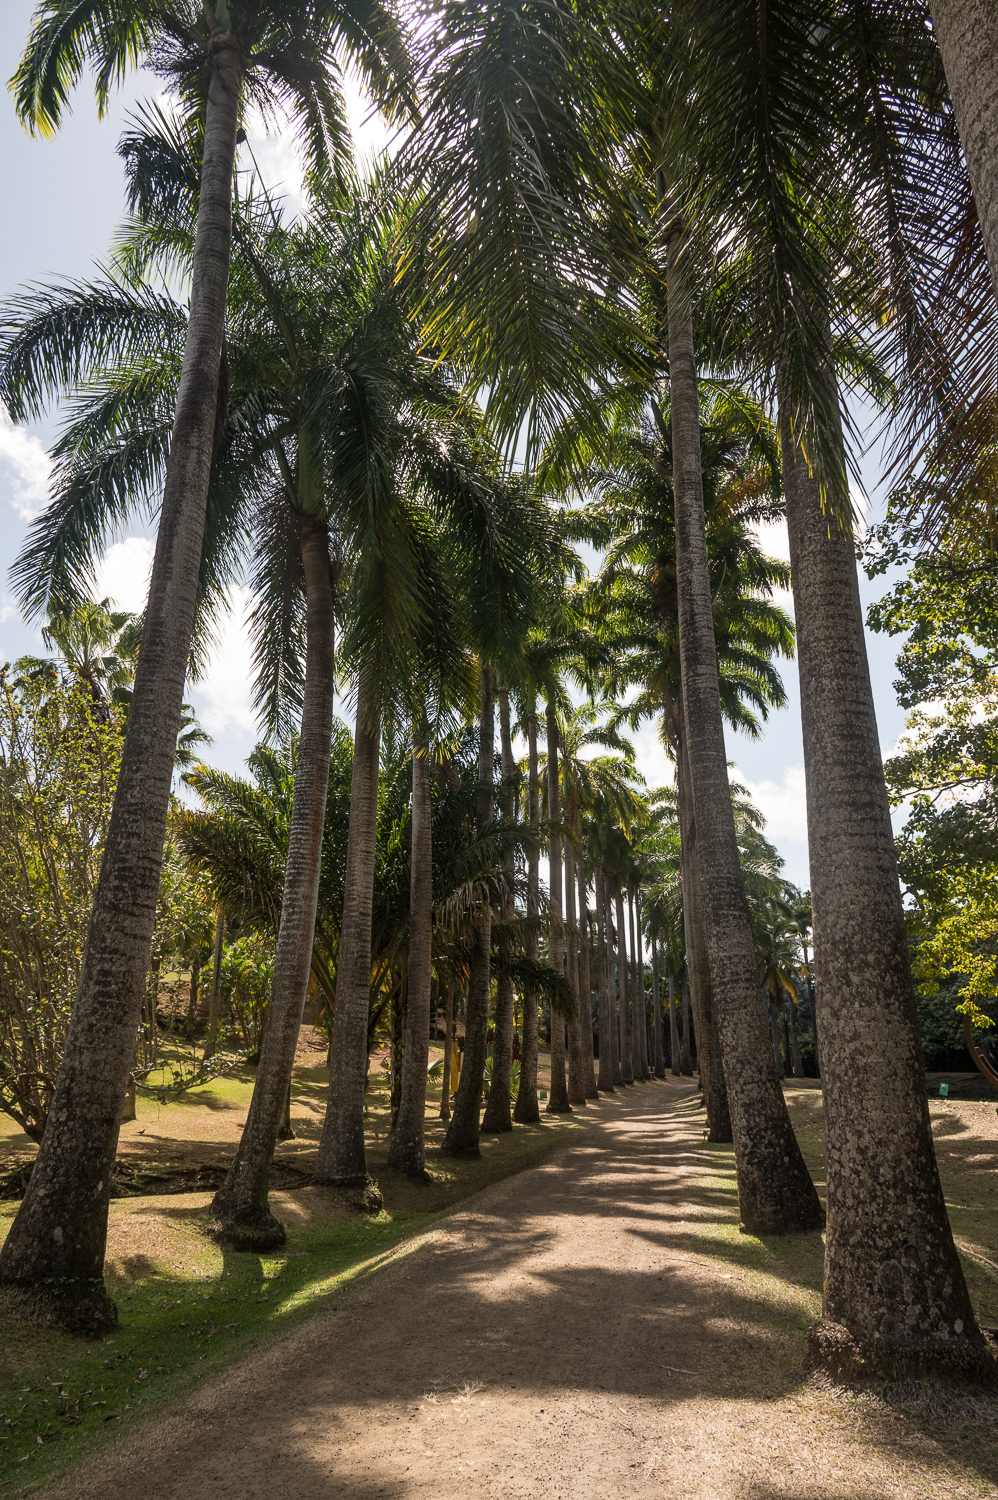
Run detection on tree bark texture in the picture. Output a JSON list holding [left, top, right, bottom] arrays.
[[514, 706, 541, 1123], [564, 816, 587, 1106], [205, 906, 225, 1057], [630, 893, 649, 1081], [545, 709, 571, 1113], [483, 687, 516, 1132], [0, 33, 244, 1331], [929, 0, 998, 301], [578, 858, 599, 1096], [211, 516, 336, 1247], [615, 889, 634, 1084], [669, 975, 681, 1076], [677, 734, 732, 1138], [443, 669, 495, 1154], [387, 716, 434, 1176], [315, 668, 382, 1198], [595, 868, 615, 1092], [668, 235, 822, 1235], [608, 882, 622, 1085], [651, 938, 666, 1078], [780, 401, 993, 1379], [439, 981, 455, 1122]]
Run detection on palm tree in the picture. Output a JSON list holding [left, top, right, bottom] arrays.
[[481, 683, 519, 1133], [0, 0, 408, 1328], [929, 1, 998, 300], [677, 0, 995, 1376]]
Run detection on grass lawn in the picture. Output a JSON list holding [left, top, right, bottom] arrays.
[[0, 1044, 574, 1494]]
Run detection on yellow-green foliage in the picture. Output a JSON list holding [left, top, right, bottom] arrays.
[[0, 667, 122, 1141]]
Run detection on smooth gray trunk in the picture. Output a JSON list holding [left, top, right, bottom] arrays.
[[668, 232, 822, 1235], [443, 669, 495, 1154], [595, 867, 615, 1092], [205, 905, 224, 1058], [615, 888, 634, 1084], [387, 715, 434, 1176], [669, 974, 681, 1076], [482, 687, 516, 1132], [608, 881, 622, 1085], [677, 732, 732, 1139], [779, 397, 992, 1378], [545, 709, 571, 1113], [211, 516, 336, 1246], [315, 667, 381, 1196], [578, 856, 598, 1096], [651, 938, 666, 1077], [681, 979, 693, 1076], [0, 33, 244, 1331], [929, 0, 998, 301], [514, 705, 541, 1123], [632, 892, 650, 1080], [564, 814, 587, 1105], [439, 980, 455, 1122]]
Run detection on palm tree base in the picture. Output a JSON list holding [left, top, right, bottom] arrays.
[[0, 1277, 117, 1337], [312, 1177, 384, 1214], [209, 1203, 287, 1253], [806, 1320, 998, 1386], [545, 1101, 573, 1115], [439, 1142, 482, 1160]]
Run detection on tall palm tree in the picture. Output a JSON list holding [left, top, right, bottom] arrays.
[[0, 1, 408, 1328], [680, 0, 996, 1377], [929, 1, 998, 300]]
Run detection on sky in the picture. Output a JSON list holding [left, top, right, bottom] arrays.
[[0, 4, 911, 891]]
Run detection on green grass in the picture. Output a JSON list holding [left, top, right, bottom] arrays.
[[0, 1113, 577, 1495]]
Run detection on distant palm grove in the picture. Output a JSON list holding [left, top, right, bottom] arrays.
[[1, 0, 998, 1395]]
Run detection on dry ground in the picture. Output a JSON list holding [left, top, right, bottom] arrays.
[[4, 1078, 996, 1500]]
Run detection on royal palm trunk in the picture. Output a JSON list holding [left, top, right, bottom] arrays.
[[564, 812, 587, 1106], [668, 232, 822, 1234], [439, 980, 455, 1122], [211, 515, 335, 1246], [315, 667, 381, 1194], [779, 401, 992, 1378], [630, 893, 648, 1080], [929, 0, 998, 300], [577, 854, 598, 1096], [443, 669, 495, 1154], [514, 704, 541, 1123], [0, 32, 244, 1330], [545, 709, 571, 1113], [681, 979, 693, 1075], [614, 888, 634, 1084], [595, 868, 615, 1093], [482, 687, 516, 1132], [651, 938, 666, 1078], [676, 735, 732, 1138], [669, 975, 681, 1076], [387, 714, 434, 1176]]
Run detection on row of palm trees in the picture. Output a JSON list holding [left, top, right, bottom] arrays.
[[1, 0, 996, 1385]]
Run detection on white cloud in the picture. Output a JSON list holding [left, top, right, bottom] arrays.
[[0, 415, 51, 520], [188, 586, 257, 738], [733, 763, 808, 847], [630, 719, 675, 792], [95, 536, 154, 614]]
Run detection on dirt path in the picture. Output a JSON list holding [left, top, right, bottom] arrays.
[[47, 1083, 996, 1500]]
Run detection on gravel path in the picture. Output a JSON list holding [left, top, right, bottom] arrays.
[[48, 1082, 995, 1499]]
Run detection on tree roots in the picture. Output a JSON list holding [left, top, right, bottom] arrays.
[[807, 1319, 998, 1386]]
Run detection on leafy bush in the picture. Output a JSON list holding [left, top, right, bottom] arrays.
[[0, 667, 122, 1140]]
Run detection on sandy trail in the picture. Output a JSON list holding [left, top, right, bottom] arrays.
[[48, 1082, 994, 1500]]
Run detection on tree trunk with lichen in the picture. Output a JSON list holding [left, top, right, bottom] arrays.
[[668, 229, 822, 1234], [0, 31, 245, 1331], [780, 394, 994, 1381], [514, 705, 541, 1124], [443, 669, 495, 1155]]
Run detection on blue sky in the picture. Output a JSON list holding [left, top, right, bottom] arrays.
[[0, 3, 910, 891]]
